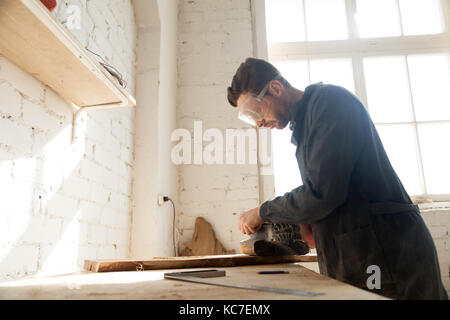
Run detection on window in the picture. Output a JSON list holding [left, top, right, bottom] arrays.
[[263, 0, 450, 200]]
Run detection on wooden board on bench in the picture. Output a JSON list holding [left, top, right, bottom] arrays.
[[84, 254, 318, 272]]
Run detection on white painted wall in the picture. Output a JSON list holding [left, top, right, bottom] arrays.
[[131, 0, 178, 258], [130, 0, 160, 259], [0, 0, 136, 281], [156, 0, 179, 256]]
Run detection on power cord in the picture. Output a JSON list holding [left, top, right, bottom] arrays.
[[163, 196, 177, 257], [85, 47, 127, 88]]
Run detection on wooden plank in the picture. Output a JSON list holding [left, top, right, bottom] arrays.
[[84, 254, 318, 272], [0, 263, 387, 300], [0, 0, 135, 108]]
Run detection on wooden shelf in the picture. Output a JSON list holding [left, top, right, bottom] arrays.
[[0, 0, 135, 109]]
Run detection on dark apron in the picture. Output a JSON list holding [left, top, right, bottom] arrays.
[[313, 201, 448, 300]]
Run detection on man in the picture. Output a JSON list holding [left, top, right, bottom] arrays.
[[227, 57, 448, 300]]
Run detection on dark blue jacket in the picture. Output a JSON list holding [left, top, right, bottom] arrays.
[[260, 83, 448, 300]]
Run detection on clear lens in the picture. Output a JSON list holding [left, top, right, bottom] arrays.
[[237, 95, 264, 126], [238, 108, 263, 126], [236, 75, 282, 126]]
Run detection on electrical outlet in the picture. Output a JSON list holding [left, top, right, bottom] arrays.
[[157, 194, 165, 206]]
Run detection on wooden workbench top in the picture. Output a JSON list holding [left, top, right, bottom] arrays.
[[0, 262, 387, 300]]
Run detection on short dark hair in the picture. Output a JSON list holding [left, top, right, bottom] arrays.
[[227, 58, 291, 107]]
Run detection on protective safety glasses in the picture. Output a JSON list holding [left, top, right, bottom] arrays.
[[237, 74, 282, 126]]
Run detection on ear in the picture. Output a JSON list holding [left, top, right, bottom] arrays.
[[236, 92, 250, 107], [268, 80, 283, 97]]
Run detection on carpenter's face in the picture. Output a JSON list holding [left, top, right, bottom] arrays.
[[237, 92, 291, 129]]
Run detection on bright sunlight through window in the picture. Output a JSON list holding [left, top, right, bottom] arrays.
[[265, 0, 450, 200]]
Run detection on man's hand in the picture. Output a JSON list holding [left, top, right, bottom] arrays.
[[238, 206, 264, 235], [300, 224, 315, 248]]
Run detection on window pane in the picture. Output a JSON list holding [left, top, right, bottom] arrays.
[[272, 60, 310, 89], [309, 58, 355, 94], [407, 54, 450, 121], [364, 56, 414, 123], [399, 0, 445, 36], [418, 123, 450, 194], [272, 127, 302, 196], [265, 0, 306, 43], [304, 0, 348, 41], [376, 124, 423, 195], [355, 0, 401, 38]]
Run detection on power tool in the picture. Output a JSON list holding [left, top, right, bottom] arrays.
[[240, 223, 310, 256]]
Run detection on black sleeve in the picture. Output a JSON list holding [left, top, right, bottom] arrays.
[[260, 86, 367, 224]]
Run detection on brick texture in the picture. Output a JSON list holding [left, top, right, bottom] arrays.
[[0, 0, 136, 281], [421, 207, 450, 295], [176, 0, 259, 253]]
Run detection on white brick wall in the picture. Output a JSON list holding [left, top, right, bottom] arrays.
[[176, 0, 259, 253], [421, 206, 450, 295], [0, 0, 136, 281]]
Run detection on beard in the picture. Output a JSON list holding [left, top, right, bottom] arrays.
[[273, 110, 290, 129], [277, 118, 290, 129]]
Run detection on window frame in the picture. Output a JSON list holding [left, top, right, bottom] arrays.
[[253, 0, 450, 202]]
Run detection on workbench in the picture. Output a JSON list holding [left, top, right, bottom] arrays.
[[0, 262, 387, 300]]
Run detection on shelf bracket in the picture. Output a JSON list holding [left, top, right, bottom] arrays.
[[71, 100, 131, 142]]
